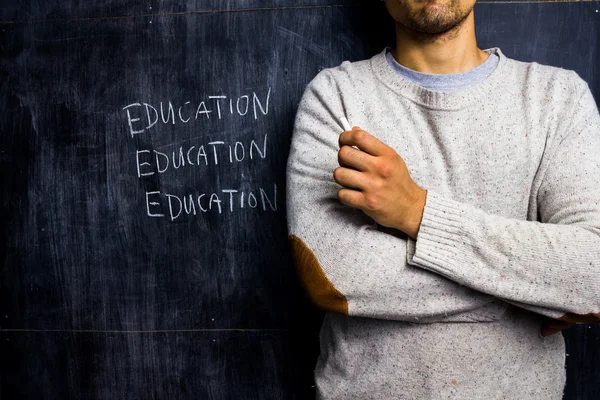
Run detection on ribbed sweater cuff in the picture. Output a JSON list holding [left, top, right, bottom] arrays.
[[406, 189, 478, 283]]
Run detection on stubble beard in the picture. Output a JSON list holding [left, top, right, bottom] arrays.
[[397, 0, 474, 43]]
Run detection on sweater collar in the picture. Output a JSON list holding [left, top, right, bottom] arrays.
[[370, 46, 509, 111]]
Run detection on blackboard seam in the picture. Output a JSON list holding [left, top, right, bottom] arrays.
[[0, 4, 352, 25], [478, 0, 594, 2], [0, 328, 288, 333], [0, 2, 595, 25], [3, 1, 597, 26]]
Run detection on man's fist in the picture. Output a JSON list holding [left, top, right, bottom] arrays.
[[333, 126, 427, 239]]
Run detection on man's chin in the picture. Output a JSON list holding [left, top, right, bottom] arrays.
[[410, 20, 460, 35], [407, 7, 470, 35]]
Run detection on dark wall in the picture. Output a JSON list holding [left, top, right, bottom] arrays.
[[0, 1, 598, 399]]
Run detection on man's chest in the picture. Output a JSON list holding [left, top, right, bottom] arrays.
[[348, 104, 548, 219]]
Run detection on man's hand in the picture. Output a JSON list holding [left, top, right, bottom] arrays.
[[333, 126, 427, 239], [541, 318, 575, 337]]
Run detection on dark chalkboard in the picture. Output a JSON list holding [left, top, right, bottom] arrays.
[[1, 1, 598, 399]]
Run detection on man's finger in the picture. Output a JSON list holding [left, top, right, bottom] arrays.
[[333, 167, 369, 190], [338, 145, 375, 172], [337, 188, 365, 208], [540, 327, 561, 337], [339, 129, 388, 157], [540, 319, 575, 336], [545, 321, 573, 330], [540, 325, 571, 336]]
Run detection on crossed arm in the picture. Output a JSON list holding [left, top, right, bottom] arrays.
[[286, 70, 600, 331]]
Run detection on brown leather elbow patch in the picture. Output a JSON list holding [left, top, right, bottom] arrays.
[[558, 312, 600, 324], [288, 234, 348, 315]]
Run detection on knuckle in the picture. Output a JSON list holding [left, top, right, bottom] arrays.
[[353, 130, 366, 143], [339, 145, 351, 159], [363, 194, 379, 211], [371, 179, 384, 192], [338, 189, 351, 204], [384, 147, 397, 157], [375, 160, 392, 177]]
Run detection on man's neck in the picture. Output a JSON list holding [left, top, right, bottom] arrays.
[[391, 12, 488, 74]]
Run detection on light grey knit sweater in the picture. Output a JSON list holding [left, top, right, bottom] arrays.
[[286, 47, 600, 399]]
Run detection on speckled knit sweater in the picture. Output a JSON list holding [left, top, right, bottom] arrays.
[[286, 47, 600, 399]]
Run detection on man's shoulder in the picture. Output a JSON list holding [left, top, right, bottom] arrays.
[[327, 54, 377, 78], [504, 53, 587, 95], [305, 51, 382, 92]]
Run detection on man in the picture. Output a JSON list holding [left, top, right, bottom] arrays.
[[285, 0, 600, 398]]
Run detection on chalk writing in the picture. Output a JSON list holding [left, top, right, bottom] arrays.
[[135, 135, 268, 177], [145, 184, 278, 220], [122, 88, 271, 137], [122, 86, 277, 221]]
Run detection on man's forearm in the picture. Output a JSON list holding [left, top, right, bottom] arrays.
[[406, 189, 600, 323]]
